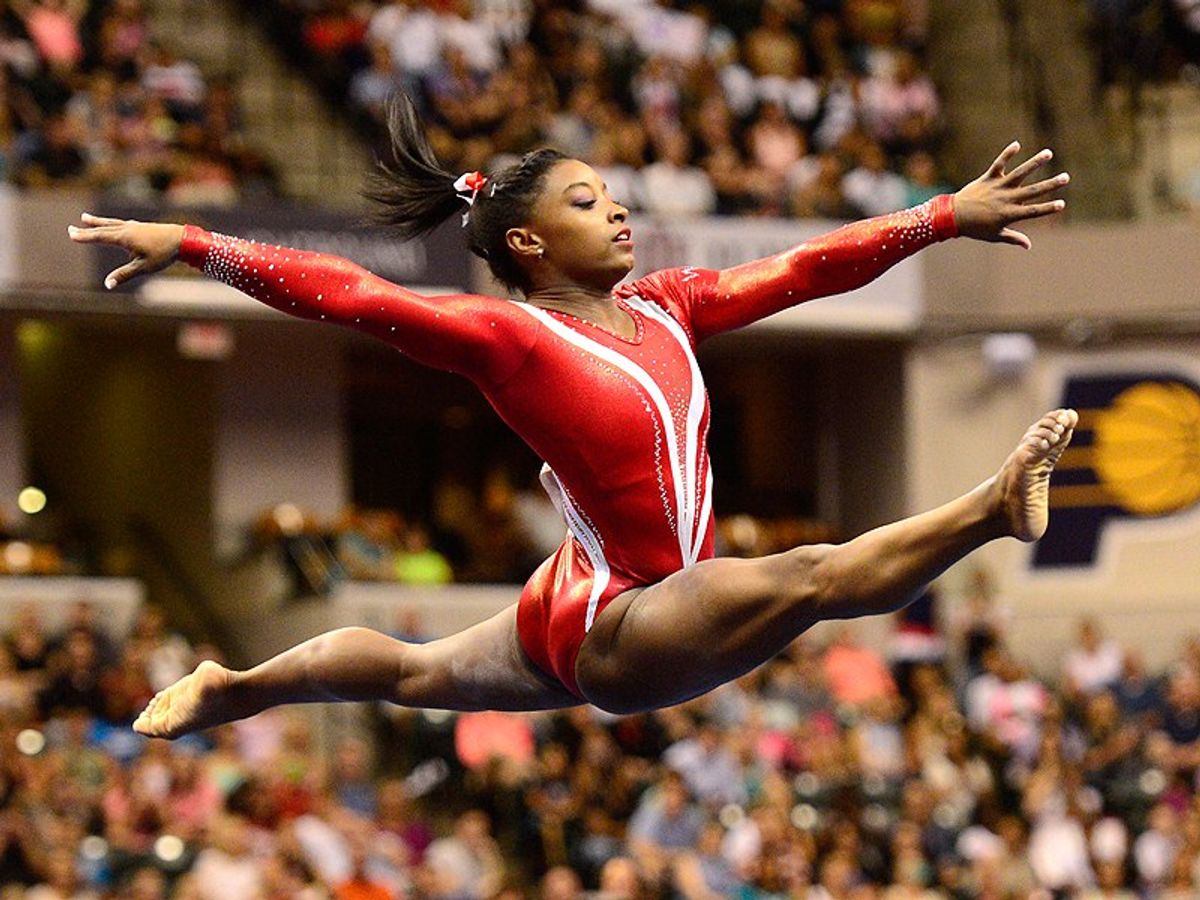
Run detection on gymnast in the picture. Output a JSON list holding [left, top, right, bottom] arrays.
[[66, 96, 1074, 735]]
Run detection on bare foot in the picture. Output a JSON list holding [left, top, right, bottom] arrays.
[[993, 408, 1078, 542], [133, 659, 235, 739]]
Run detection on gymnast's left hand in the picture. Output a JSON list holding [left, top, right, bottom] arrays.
[[67, 213, 185, 289], [953, 142, 1069, 250]]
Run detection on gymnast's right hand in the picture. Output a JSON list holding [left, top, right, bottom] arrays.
[[67, 213, 186, 290]]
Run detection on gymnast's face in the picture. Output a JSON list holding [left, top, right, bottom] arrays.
[[509, 159, 634, 293]]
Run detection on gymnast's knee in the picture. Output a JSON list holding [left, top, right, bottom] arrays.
[[574, 644, 652, 716], [772, 542, 839, 614]]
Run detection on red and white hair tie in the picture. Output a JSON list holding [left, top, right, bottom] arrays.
[[453, 170, 488, 225]]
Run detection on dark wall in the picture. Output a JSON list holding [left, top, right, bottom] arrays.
[[16, 318, 222, 640]]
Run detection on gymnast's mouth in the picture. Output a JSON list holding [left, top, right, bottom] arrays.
[[613, 228, 633, 244]]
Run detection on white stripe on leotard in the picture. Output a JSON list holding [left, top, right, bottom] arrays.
[[540, 463, 610, 631], [624, 295, 710, 566], [692, 464, 714, 563], [516, 302, 692, 566]]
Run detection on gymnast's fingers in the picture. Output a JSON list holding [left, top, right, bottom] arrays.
[[68, 223, 124, 245], [1013, 173, 1070, 202], [1006, 199, 1067, 222], [985, 141, 1021, 178], [1002, 148, 1053, 186], [80, 212, 127, 227], [997, 227, 1032, 250], [104, 257, 146, 290]]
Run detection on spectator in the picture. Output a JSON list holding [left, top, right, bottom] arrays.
[[624, 1, 709, 65], [1115, 648, 1163, 719], [791, 151, 857, 219], [393, 524, 454, 585], [901, 150, 951, 207], [130, 604, 194, 692], [598, 856, 644, 900], [190, 814, 263, 900], [26, 847, 99, 900], [331, 737, 377, 818], [746, 100, 806, 183], [743, 1, 806, 81], [97, 0, 149, 76], [38, 628, 105, 718], [375, 777, 433, 864], [16, 111, 92, 187], [842, 140, 908, 217], [663, 722, 746, 807], [540, 865, 583, 900], [349, 43, 409, 123], [98, 642, 154, 723], [9, 0, 86, 73], [1063, 617, 1124, 698], [454, 710, 535, 772], [140, 40, 206, 123], [967, 646, 1050, 760], [640, 129, 716, 218], [627, 771, 704, 882], [426, 810, 505, 900], [673, 820, 742, 899], [367, 0, 443, 80], [439, 0, 503, 74], [335, 508, 401, 581], [822, 626, 898, 707], [304, 0, 370, 67], [6, 603, 50, 672], [860, 48, 939, 152]]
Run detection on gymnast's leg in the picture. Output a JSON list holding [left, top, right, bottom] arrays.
[[575, 409, 1077, 715], [133, 605, 581, 738]]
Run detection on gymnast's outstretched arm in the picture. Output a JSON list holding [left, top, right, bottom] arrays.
[[67, 216, 536, 386], [680, 142, 1070, 341]]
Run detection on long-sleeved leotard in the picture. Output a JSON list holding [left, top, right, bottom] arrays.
[[178, 194, 958, 697]]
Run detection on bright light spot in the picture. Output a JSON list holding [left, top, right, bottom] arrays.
[[718, 804, 744, 828], [15, 729, 45, 756], [16, 320, 52, 352], [791, 804, 818, 830], [793, 771, 820, 796], [934, 803, 961, 829], [862, 804, 890, 832], [154, 835, 184, 862], [1141, 769, 1167, 796], [81, 836, 108, 860], [17, 487, 46, 515], [4, 543, 32, 572], [272, 503, 304, 536]]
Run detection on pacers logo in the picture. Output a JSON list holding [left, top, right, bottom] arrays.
[[1033, 374, 1200, 569]]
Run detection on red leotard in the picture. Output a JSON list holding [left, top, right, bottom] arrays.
[[178, 195, 958, 698]]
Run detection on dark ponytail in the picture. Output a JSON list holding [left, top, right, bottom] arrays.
[[363, 93, 568, 295], [361, 94, 461, 241]]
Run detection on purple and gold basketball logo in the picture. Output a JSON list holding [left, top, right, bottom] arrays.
[[1034, 374, 1200, 569]]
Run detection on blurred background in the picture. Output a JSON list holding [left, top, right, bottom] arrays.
[[0, 0, 1199, 897]]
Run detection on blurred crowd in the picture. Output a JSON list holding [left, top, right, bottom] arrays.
[[7, 580, 1200, 898], [271, 0, 950, 219], [0, 0, 277, 201], [249, 468, 839, 596]]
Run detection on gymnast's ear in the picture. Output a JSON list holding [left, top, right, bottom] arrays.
[[506, 227, 544, 263]]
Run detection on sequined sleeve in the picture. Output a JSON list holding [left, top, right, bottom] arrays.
[[178, 225, 537, 385], [681, 195, 959, 341]]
